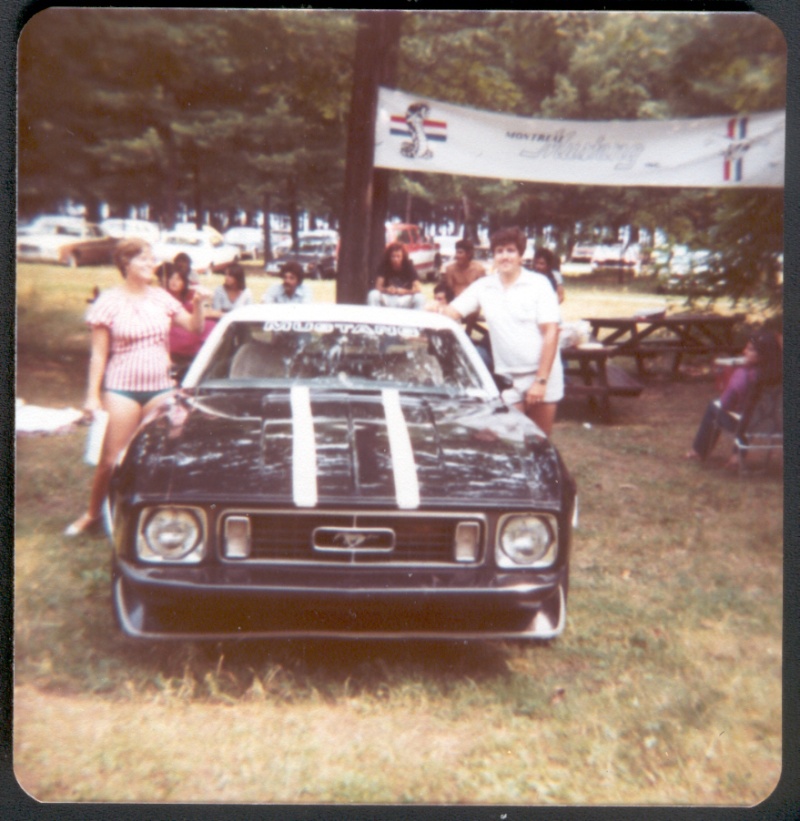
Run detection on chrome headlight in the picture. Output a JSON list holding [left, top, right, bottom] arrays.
[[137, 507, 205, 563], [496, 514, 557, 568]]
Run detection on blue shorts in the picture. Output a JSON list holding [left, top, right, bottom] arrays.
[[106, 388, 172, 406]]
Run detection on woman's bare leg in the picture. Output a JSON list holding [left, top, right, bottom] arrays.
[[85, 392, 144, 519], [524, 401, 558, 437]]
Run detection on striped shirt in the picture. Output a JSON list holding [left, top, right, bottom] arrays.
[[86, 287, 183, 391]]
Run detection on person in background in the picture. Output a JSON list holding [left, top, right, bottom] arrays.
[[172, 252, 200, 288], [207, 263, 253, 319], [65, 238, 209, 537], [433, 226, 563, 436], [685, 330, 781, 467], [531, 246, 565, 304], [367, 242, 426, 309], [263, 261, 312, 304], [164, 263, 217, 373], [441, 239, 486, 298], [432, 281, 454, 307]]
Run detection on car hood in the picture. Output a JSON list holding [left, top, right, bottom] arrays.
[[116, 389, 566, 510]]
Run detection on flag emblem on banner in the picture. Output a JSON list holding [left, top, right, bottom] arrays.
[[390, 102, 447, 160], [723, 116, 749, 182]]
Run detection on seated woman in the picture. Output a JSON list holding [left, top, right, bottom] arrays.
[[206, 263, 253, 318], [685, 330, 781, 466]]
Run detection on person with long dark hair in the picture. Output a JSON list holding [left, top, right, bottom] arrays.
[[164, 261, 216, 371], [367, 242, 426, 309], [531, 246, 565, 303], [685, 330, 782, 465], [207, 262, 252, 318]]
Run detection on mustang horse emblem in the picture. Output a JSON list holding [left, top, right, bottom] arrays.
[[333, 531, 371, 549], [401, 102, 434, 160]]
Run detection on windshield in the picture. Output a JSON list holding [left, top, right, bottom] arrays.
[[196, 320, 488, 397]]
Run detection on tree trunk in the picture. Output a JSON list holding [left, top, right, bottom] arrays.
[[263, 190, 273, 262], [337, 11, 402, 305], [287, 178, 299, 249], [157, 123, 178, 230], [462, 195, 479, 243]]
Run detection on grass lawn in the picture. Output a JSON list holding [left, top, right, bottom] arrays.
[[13, 262, 783, 805]]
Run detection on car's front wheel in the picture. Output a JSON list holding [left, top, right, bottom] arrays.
[[64, 252, 80, 267]]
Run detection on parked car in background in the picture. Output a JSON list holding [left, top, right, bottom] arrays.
[[386, 222, 437, 282], [17, 216, 119, 266], [648, 246, 673, 276], [269, 232, 294, 259], [569, 241, 596, 263], [433, 235, 460, 273], [590, 244, 625, 269], [100, 218, 161, 244], [264, 230, 338, 279], [657, 247, 726, 295], [591, 243, 641, 274], [223, 226, 265, 260], [108, 303, 576, 641], [152, 225, 239, 274]]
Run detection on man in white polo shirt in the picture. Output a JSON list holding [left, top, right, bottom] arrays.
[[434, 225, 563, 436]]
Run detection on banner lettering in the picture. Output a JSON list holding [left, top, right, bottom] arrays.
[[374, 87, 785, 188]]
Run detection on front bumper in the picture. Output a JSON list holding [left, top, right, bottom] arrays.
[[113, 559, 567, 641]]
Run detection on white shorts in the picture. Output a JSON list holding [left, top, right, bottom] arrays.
[[500, 368, 564, 405]]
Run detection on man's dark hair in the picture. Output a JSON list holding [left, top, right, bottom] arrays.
[[489, 226, 527, 255], [433, 282, 454, 303], [280, 260, 304, 284], [454, 239, 474, 256]]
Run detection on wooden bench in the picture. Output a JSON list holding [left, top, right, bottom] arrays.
[[561, 346, 644, 421]]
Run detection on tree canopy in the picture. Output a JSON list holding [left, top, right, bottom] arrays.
[[18, 8, 786, 297]]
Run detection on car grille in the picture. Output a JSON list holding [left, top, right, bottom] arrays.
[[222, 511, 485, 565]]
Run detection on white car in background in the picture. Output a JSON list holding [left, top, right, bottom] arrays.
[[17, 216, 119, 266], [100, 218, 161, 244], [152, 225, 239, 274], [223, 226, 264, 260], [433, 235, 460, 272], [569, 241, 596, 263]]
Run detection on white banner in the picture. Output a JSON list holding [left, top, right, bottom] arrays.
[[374, 87, 785, 188]]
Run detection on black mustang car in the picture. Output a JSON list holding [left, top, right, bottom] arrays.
[[108, 304, 577, 640]]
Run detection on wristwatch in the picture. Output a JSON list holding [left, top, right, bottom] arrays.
[[535, 376, 548, 385]]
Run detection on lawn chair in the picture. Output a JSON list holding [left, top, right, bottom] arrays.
[[733, 384, 783, 475]]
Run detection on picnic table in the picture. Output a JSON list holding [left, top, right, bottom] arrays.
[[584, 312, 744, 375], [561, 344, 644, 421]]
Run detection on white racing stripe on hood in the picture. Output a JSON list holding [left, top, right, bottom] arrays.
[[291, 386, 318, 507], [382, 388, 420, 509]]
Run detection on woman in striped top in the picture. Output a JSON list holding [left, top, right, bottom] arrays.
[[65, 238, 209, 536]]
